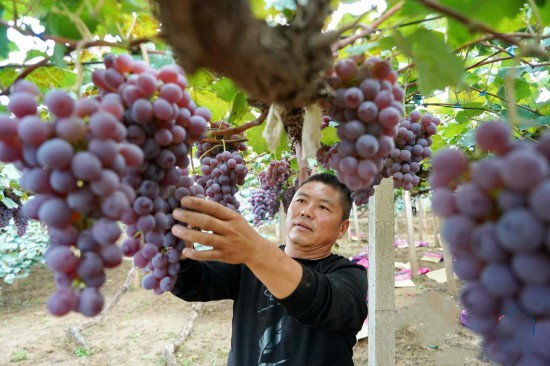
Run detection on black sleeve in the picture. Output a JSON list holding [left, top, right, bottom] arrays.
[[170, 259, 241, 302], [277, 263, 368, 332]]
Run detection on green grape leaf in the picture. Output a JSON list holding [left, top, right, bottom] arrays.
[[246, 122, 288, 157], [26, 66, 77, 92], [320, 127, 339, 146], [187, 69, 215, 89], [228, 92, 249, 124], [0, 68, 18, 91], [191, 89, 230, 122], [0, 6, 7, 58], [442, 121, 468, 138], [440, 0, 524, 28], [24, 50, 48, 63], [51, 43, 67, 68], [395, 28, 464, 95], [455, 105, 484, 123], [212, 78, 238, 102]]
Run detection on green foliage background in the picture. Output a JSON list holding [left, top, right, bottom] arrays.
[[0, 0, 548, 273]]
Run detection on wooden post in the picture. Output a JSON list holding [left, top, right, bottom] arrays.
[[278, 202, 286, 243], [440, 220, 458, 297], [417, 195, 424, 241], [403, 190, 419, 278], [352, 204, 360, 240], [368, 178, 395, 366], [432, 213, 440, 248], [133, 266, 141, 289], [295, 142, 310, 185]]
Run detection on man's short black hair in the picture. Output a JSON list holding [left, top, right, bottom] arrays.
[[299, 173, 352, 221]]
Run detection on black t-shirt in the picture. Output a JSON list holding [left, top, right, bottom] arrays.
[[170, 246, 368, 366]]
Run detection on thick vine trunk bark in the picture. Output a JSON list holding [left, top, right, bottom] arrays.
[[155, 0, 335, 108]]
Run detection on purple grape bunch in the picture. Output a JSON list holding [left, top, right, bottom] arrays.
[[194, 121, 248, 211], [430, 121, 550, 365], [316, 143, 338, 170], [0, 53, 211, 317], [91, 54, 208, 296], [249, 164, 291, 226], [0, 79, 145, 317], [322, 56, 403, 191], [265, 159, 290, 188], [282, 184, 298, 213], [382, 110, 439, 190], [0, 189, 28, 235]]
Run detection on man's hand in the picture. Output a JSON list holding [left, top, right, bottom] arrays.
[[171, 197, 268, 266], [172, 196, 303, 299]]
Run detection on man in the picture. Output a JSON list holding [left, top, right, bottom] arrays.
[[171, 173, 368, 365]]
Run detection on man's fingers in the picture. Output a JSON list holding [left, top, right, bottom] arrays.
[[171, 224, 223, 248], [172, 208, 227, 234], [179, 197, 236, 221], [182, 248, 223, 261]]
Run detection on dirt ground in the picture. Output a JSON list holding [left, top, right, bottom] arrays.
[[0, 214, 495, 366]]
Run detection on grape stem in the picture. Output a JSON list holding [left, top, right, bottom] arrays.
[[197, 144, 222, 161], [331, 1, 404, 52], [189, 145, 197, 176], [201, 138, 248, 145]]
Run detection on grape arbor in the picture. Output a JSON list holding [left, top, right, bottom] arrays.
[[0, 0, 549, 365]]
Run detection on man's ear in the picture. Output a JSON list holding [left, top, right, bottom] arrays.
[[337, 219, 350, 239]]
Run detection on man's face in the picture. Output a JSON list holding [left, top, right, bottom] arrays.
[[285, 181, 349, 248]]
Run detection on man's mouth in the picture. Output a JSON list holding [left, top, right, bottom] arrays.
[[294, 222, 313, 231]]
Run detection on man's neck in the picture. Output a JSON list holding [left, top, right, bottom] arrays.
[[283, 242, 333, 260]]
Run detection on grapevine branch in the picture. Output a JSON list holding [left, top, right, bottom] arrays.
[[209, 107, 269, 137], [416, 0, 520, 46], [405, 102, 498, 114], [0, 60, 105, 70], [403, 52, 547, 103], [397, 34, 550, 73], [377, 16, 443, 32], [332, 1, 404, 51], [468, 86, 541, 116], [201, 138, 248, 145], [0, 19, 153, 52], [155, 0, 336, 108], [163, 302, 204, 366]]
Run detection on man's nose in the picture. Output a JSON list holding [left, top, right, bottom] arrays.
[[300, 204, 313, 218]]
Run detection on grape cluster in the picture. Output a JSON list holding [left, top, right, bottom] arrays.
[[351, 181, 378, 206], [0, 202, 12, 229], [0, 189, 28, 235], [323, 56, 403, 191], [92, 54, 207, 296], [249, 162, 290, 226], [316, 143, 338, 170], [194, 121, 248, 211], [282, 184, 298, 213], [430, 121, 550, 364], [264, 159, 290, 188], [382, 110, 439, 190], [0, 81, 143, 317], [0, 54, 211, 316], [321, 115, 330, 129], [249, 185, 280, 226]]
